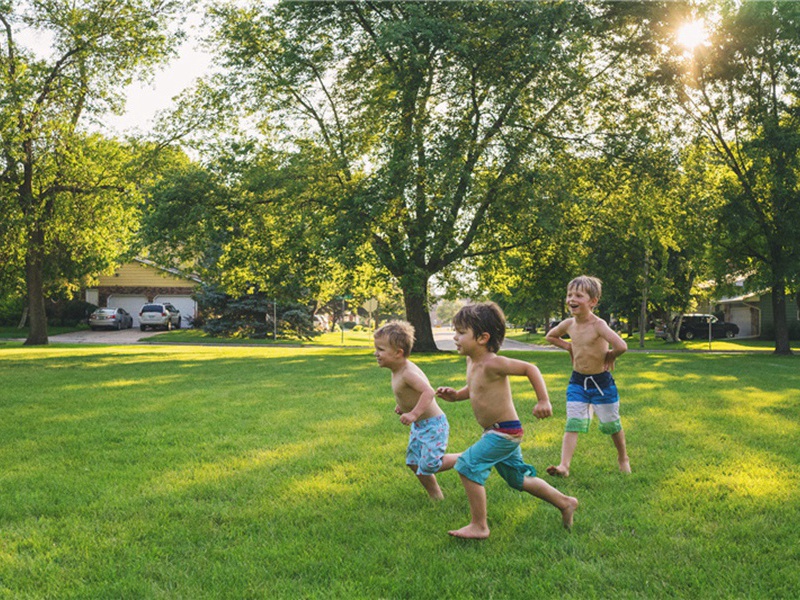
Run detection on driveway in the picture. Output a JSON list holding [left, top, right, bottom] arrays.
[[46, 328, 165, 344]]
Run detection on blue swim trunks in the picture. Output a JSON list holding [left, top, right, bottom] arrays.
[[407, 414, 449, 476], [565, 371, 622, 435], [455, 421, 537, 491]]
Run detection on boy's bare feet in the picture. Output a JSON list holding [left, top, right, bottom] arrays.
[[448, 524, 490, 539], [561, 497, 578, 531], [619, 457, 631, 473], [546, 465, 569, 477]]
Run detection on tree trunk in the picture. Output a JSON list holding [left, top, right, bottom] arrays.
[[401, 278, 438, 353], [24, 231, 49, 346], [771, 282, 792, 355]]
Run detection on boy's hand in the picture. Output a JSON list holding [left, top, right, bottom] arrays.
[[604, 349, 616, 371], [436, 386, 458, 401], [532, 399, 553, 419], [399, 412, 417, 426]]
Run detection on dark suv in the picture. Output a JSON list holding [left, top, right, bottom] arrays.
[[663, 314, 739, 340]]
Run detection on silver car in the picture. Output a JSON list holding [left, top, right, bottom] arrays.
[[139, 303, 181, 331], [89, 307, 134, 330]]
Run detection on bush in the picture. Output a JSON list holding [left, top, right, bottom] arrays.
[[46, 299, 97, 326], [0, 295, 25, 326], [194, 285, 319, 340]]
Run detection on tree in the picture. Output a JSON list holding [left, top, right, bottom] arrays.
[[657, 1, 800, 354], [0, 0, 184, 345], [204, 1, 650, 351]]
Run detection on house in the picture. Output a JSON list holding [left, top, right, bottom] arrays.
[[84, 258, 202, 327], [715, 287, 799, 339]]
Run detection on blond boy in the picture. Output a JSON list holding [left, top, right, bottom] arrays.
[[374, 321, 458, 499], [436, 302, 578, 538], [545, 275, 631, 477]]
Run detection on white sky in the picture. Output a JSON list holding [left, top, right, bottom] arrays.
[[17, 11, 212, 136]]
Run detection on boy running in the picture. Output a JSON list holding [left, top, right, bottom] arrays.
[[545, 275, 631, 477], [374, 321, 458, 499], [436, 302, 578, 538]]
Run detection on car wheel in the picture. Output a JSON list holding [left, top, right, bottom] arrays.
[[166, 320, 172, 331], [175, 318, 181, 330], [90, 326, 97, 331], [140, 325, 146, 331], [725, 330, 735, 338], [684, 329, 695, 340]]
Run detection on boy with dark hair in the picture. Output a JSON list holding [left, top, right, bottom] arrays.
[[436, 302, 577, 538]]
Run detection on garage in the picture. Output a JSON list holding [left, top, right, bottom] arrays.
[[107, 295, 147, 327], [155, 295, 197, 328]]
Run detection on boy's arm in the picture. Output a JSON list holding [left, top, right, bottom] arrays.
[[596, 319, 627, 371], [435, 385, 469, 402], [545, 319, 574, 361], [488, 356, 552, 419], [398, 371, 436, 425]]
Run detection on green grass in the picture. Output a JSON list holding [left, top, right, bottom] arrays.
[[1, 344, 798, 598], [153, 328, 377, 348], [0, 325, 88, 340]]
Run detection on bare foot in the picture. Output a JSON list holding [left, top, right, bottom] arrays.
[[546, 465, 569, 477], [619, 458, 631, 474], [561, 497, 578, 531], [448, 524, 490, 539]]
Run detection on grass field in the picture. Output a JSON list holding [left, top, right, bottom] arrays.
[[1, 343, 798, 599]]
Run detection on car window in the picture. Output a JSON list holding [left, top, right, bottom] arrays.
[[141, 305, 163, 313]]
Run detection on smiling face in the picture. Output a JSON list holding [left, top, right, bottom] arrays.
[[374, 335, 404, 369], [566, 285, 599, 317], [452, 326, 484, 356]]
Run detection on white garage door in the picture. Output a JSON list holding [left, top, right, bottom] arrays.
[[729, 305, 754, 337], [155, 295, 196, 328], [107, 295, 148, 326]]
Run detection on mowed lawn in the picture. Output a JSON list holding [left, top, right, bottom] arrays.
[[0, 344, 798, 599]]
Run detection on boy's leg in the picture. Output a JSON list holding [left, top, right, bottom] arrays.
[[612, 429, 631, 473], [547, 431, 578, 477], [407, 464, 444, 499], [448, 474, 490, 539], [439, 453, 460, 472], [521, 476, 578, 530]]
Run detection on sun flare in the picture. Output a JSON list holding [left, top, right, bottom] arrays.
[[677, 20, 709, 50]]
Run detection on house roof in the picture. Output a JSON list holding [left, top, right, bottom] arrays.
[[133, 257, 203, 284], [717, 291, 761, 304]]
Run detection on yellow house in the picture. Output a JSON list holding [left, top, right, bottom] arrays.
[[85, 258, 201, 327]]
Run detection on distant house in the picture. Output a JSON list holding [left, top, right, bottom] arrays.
[[84, 258, 202, 327], [715, 286, 799, 339]]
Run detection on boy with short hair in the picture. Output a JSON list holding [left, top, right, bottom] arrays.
[[436, 302, 578, 539], [374, 321, 458, 499], [545, 275, 631, 477]]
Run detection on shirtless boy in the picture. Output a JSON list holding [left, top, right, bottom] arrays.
[[374, 321, 458, 499], [436, 302, 578, 539], [545, 275, 631, 477]]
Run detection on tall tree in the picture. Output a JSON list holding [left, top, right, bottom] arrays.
[[0, 0, 184, 345], [205, 1, 648, 351], [657, 1, 800, 354]]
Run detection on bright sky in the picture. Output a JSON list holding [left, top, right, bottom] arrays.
[[18, 11, 212, 136]]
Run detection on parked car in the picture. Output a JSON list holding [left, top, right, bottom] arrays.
[[89, 307, 133, 330], [657, 314, 739, 340], [139, 303, 181, 331]]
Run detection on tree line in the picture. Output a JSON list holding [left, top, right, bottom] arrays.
[[2, 0, 798, 354]]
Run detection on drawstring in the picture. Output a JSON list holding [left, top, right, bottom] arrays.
[[584, 375, 605, 396]]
